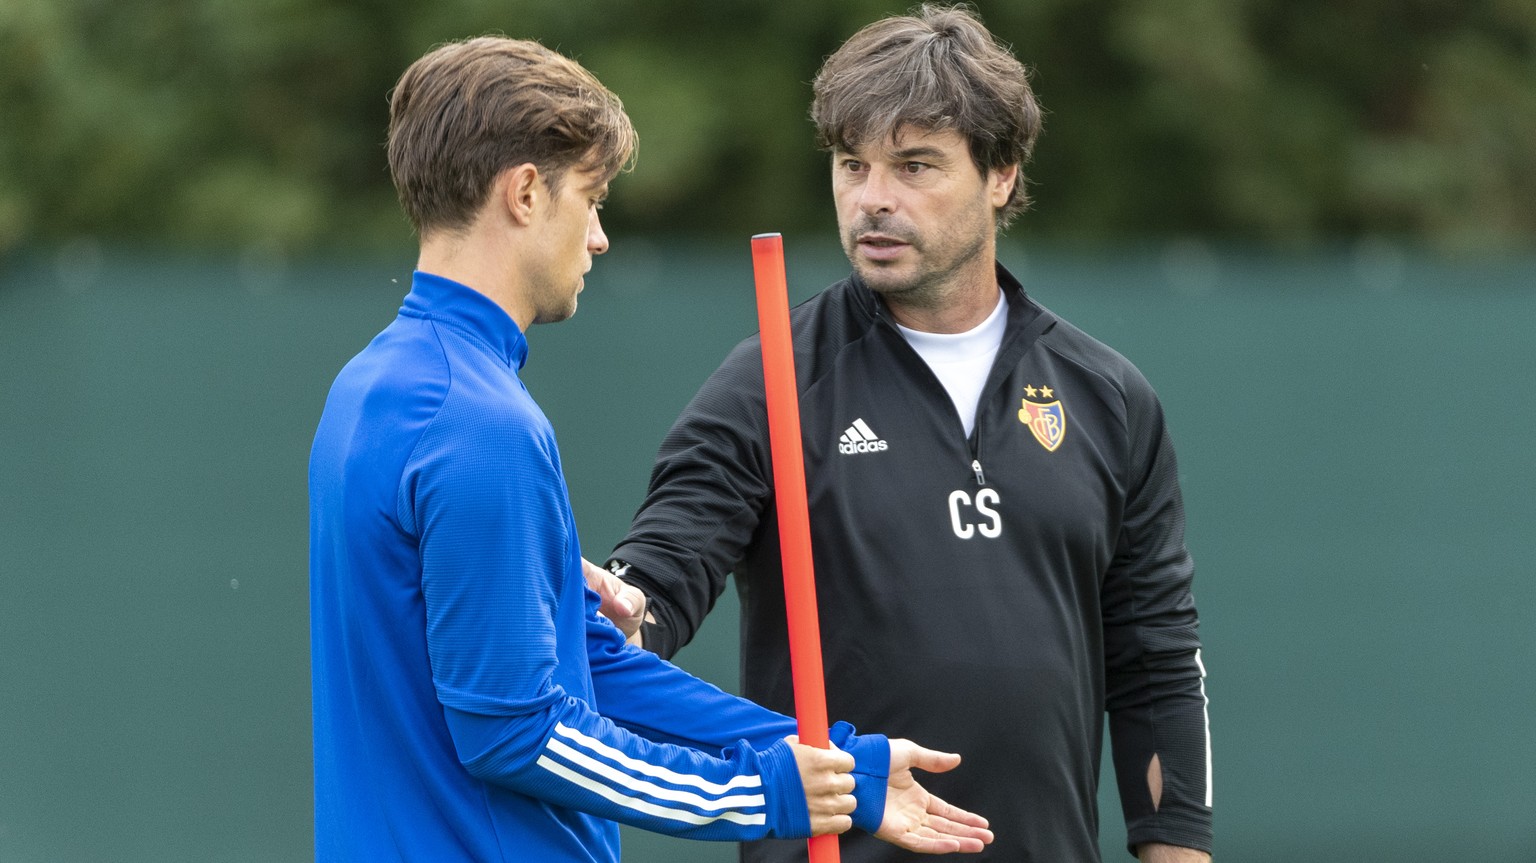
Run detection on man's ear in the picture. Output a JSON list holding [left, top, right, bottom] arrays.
[[989, 163, 1019, 209], [499, 163, 542, 227]]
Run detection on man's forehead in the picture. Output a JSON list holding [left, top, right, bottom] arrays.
[[837, 125, 968, 158], [568, 164, 610, 194]]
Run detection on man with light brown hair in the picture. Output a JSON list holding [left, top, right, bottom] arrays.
[[310, 34, 993, 862], [606, 6, 1214, 861]]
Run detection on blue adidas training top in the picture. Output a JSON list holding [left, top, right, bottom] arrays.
[[309, 272, 888, 862]]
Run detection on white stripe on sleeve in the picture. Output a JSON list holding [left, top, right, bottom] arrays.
[[550, 723, 764, 793], [536, 756, 768, 827], [545, 737, 766, 811]]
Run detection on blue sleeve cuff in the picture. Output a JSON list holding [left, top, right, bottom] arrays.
[[830, 721, 889, 835]]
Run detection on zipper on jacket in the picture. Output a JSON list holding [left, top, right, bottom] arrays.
[[968, 395, 989, 485], [970, 430, 986, 486], [873, 302, 991, 487]]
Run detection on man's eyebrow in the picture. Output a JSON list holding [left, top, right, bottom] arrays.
[[889, 145, 949, 161], [832, 144, 951, 162]]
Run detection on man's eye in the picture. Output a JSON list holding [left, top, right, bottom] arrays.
[[841, 159, 865, 172], [903, 162, 928, 174]]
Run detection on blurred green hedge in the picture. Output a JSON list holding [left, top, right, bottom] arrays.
[[3, 0, 1533, 254]]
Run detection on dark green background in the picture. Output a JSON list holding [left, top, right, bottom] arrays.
[[2, 241, 1533, 861], [5, 0, 1535, 254]]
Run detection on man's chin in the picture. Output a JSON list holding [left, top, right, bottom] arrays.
[[852, 260, 918, 296], [532, 300, 578, 326]]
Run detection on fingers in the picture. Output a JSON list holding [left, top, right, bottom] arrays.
[[892, 832, 963, 854], [891, 828, 987, 854], [581, 557, 646, 639], [886, 812, 995, 854], [890, 738, 963, 775], [612, 580, 646, 634], [581, 558, 632, 614], [923, 793, 990, 830], [916, 809, 994, 848], [908, 790, 992, 847], [813, 812, 855, 836], [788, 739, 858, 836], [875, 762, 994, 854], [787, 735, 855, 770]]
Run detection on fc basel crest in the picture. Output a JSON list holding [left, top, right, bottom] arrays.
[[1018, 385, 1066, 452]]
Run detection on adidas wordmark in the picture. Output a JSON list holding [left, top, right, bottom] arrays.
[[838, 418, 888, 455]]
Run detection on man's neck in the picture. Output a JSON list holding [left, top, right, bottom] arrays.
[[416, 225, 533, 331], [882, 257, 1001, 334]]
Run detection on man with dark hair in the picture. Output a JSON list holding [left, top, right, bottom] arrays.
[[309, 35, 992, 862], [601, 7, 1213, 862]]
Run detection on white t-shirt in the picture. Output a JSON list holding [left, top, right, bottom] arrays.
[[894, 291, 1008, 437]]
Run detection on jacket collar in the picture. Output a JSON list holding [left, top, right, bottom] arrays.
[[399, 270, 529, 370]]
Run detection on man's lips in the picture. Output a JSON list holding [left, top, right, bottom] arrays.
[[856, 234, 911, 261]]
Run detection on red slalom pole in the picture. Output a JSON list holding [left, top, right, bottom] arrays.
[[750, 233, 839, 863]]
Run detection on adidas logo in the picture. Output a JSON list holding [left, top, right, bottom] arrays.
[[838, 418, 888, 455]]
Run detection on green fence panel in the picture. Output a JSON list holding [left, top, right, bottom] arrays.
[[2, 242, 1532, 862]]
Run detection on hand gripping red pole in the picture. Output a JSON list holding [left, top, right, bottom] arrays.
[[750, 233, 839, 863]]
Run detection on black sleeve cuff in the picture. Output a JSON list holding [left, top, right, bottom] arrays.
[[606, 557, 682, 659]]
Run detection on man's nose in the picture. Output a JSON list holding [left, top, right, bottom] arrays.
[[588, 210, 609, 256], [857, 166, 897, 215]]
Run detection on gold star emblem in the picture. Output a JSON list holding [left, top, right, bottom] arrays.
[[1024, 385, 1038, 398], [1040, 385, 1054, 399]]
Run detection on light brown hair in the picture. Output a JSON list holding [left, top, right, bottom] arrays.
[[811, 4, 1043, 227], [387, 36, 636, 236]]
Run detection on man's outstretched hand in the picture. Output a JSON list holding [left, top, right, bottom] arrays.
[[875, 740, 994, 854]]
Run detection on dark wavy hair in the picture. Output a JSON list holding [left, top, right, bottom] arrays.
[[387, 36, 637, 236], [812, 5, 1043, 227]]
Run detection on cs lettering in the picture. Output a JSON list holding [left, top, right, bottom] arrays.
[[948, 489, 1001, 539]]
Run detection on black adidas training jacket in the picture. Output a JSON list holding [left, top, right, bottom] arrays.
[[611, 264, 1212, 862]]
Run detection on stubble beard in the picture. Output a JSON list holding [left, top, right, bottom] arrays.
[[843, 214, 989, 314]]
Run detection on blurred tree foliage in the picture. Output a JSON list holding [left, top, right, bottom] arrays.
[[1, 0, 1532, 254]]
